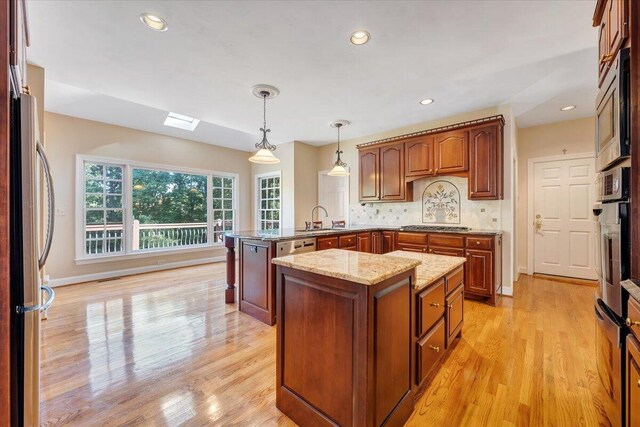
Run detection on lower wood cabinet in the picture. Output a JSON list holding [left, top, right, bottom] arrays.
[[382, 231, 396, 253], [465, 249, 493, 296], [446, 285, 464, 347], [416, 318, 445, 386], [627, 334, 640, 427], [397, 243, 427, 253], [317, 236, 338, 250], [356, 232, 371, 253], [371, 232, 381, 254], [239, 239, 275, 325], [417, 278, 445, 336], [338, 234, 357, 250], [429, 246, 464, 257]]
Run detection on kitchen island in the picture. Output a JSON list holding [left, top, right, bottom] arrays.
[[272, 249, 420, 427], [271, 249, 467, 426]]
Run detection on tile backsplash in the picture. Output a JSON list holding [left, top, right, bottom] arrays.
[[350, 176, 502, 230]]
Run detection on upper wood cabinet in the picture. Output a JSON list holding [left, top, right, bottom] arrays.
[[594, 0, 628, 86], [358, 116, 504, 201], [468, 125, 503, 200], [434, 130, 468, 174], [380, 142, 406, 200], [359, 147, 380, 201], [405, 136, 435, 177]]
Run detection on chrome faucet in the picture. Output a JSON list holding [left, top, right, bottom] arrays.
[[307, 205, 329, 229]]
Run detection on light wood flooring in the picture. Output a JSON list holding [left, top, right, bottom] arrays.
[[40, 264, 610, 426]]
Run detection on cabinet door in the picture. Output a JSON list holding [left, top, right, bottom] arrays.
[[240, 240, 274, 325], [598, 19, 609, 83], [357, 233, 371, 253], [405, 136, 435, 177], [465, 249, 493, 296], [445, 284, 464, 348], [434, 130, 468, 174], [371, 232, 381, 254], [627, 335, 640, 427], [359, 148, 380, 201], [469, 125, 502, 200], [380, 142, 406, 200], [382, 231, 395, 254], [416, 318, 445, 387], [608, 0, 627, 62]]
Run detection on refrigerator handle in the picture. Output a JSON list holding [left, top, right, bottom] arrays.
[[36, 141, 55, 269], [40, 285, 55, 312]]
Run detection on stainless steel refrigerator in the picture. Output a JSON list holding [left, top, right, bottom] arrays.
[[10, 92, 55, 426]]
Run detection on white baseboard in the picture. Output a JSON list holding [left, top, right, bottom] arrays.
[[501, 287, 514, 296], [517, 266, 527, 275], [49, 256, 227, 287]]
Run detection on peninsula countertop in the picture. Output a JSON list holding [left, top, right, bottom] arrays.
[[227, 225, 503, 242], [384, 251, 466, 290], [271, 248, 421, 286]]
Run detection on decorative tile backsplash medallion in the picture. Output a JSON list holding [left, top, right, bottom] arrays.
[[350, 176, 502, 230], [422, 180, 460, 224]]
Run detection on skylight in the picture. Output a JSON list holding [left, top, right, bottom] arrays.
[[163, 112, 200, 131]]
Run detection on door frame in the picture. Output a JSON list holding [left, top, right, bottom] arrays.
[[317, 169, 350, 226], [526, 152, 595, 276]]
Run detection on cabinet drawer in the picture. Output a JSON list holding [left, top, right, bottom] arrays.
[[428, 247, 464, 258], [397, 243, 427, 253], [446, 285, 464, 348], [317, 236, 339, 250], [628, 297, 640, 339], [397, 232, 428, 245], [465, 236, 493, 250], [416, 318, 445, 387], [338, 234, 357, 248], [428, 234, 464, 248], [446, 266, 464, 295], [418, 278, 445, 336]]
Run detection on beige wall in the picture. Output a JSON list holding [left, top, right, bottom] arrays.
[[44, 112, 252, 284], [515, 117, 595, 272], [294, 142, 318, 227]]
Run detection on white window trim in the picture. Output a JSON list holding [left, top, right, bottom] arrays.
[[75, 154, 239, 264], [254, 170, 282, 231]]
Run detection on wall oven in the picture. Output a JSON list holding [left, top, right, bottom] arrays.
[[596, 47, 630, 172]]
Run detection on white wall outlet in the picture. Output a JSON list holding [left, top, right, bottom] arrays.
[[55, 208, 66, 217]]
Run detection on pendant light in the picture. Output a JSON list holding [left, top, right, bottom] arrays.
[[249, 85, 280, 164], [328, 120, 351, 176]]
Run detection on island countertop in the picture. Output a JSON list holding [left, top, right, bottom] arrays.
[[384, 251, 466, 290], [271, 248, 421, 286], [227, 225, 503, 242]]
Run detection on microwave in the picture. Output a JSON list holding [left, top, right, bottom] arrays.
[[596, 166, 629, 203], [596, 48, 630, 172]]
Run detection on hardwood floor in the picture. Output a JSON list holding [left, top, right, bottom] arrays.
[[40, 265, 610, 426]]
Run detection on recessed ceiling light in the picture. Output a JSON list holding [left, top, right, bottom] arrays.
[[560, 105, 576, 111], [420, 98, 434, 105], [163, 112, 200, 131], [140, 13, 168, 32], [350, 30, 370, 45]]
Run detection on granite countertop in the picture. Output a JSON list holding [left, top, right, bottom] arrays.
[[271, 248, 421, 286], [622, 279, 640, 303], [384, 251, 466, 290], [228, 225, 502, 242]]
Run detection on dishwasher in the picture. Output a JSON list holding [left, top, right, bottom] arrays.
[[275, 238, 316, 257]]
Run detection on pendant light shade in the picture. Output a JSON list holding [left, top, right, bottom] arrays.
[[249, 85, 280, 164], [328, 120, 351, 177]]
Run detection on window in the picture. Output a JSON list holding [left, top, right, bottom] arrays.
[[77, 156, 238, 261], [83, 162, 124, 256], [212, 176, 235, 242], [257, 174, 280, 230]]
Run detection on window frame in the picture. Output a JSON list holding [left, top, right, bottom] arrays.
[[254, 171, 282, 231], [75, 155, 239, 264]]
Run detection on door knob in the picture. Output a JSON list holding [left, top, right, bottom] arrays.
[[534, 215, 542, 231]]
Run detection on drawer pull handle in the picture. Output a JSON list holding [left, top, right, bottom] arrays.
[[626, 318, 640, 327], [447, 304, 453, 309], [637, 379, 640, 388], [428, 345, 440, 353], [429, 302, 440, 308]]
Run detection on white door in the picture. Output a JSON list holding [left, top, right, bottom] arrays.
[[318, 170, 349, 227], [533, 157, 597, 280]]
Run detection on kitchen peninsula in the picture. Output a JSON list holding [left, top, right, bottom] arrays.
[[271, 248, 465, 426]]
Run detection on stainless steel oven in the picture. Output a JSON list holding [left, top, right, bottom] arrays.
[[596, 47, 630, 172]]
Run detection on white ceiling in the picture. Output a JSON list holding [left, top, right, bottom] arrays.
[[27, 0, 598, 152]]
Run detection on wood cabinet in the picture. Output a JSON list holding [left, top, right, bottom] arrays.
[[371, 231, 381, 254], [594, 0, 628, 86], [338, 234, 357, 250], [239, 240, 275, 325], [446, 284, 464, 347], [416, 318, 445, 386], [434, 130, 469, 174], [405, 136, 435, 177], [382, 231, 396, 253], [469, 125, 503, 200], [464, 249, 493, 297], [357, 116, 504, 201], [356, 232, 371, 253], [317, 236, 338, 250], [359, 147, 380, 201], [417, 278, 445, 336], [627, 334, 640, 427]]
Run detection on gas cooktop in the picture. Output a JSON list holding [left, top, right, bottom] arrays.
[[400, 225, 470, 232]]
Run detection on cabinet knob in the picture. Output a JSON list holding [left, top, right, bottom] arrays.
[[447, 304, 453, 309], [429, 302, 440, 308], [476, 241, 480, 245], [626, 318, 640, 327], [637, 379, 640, 388], [428, 345, 440, 353]]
